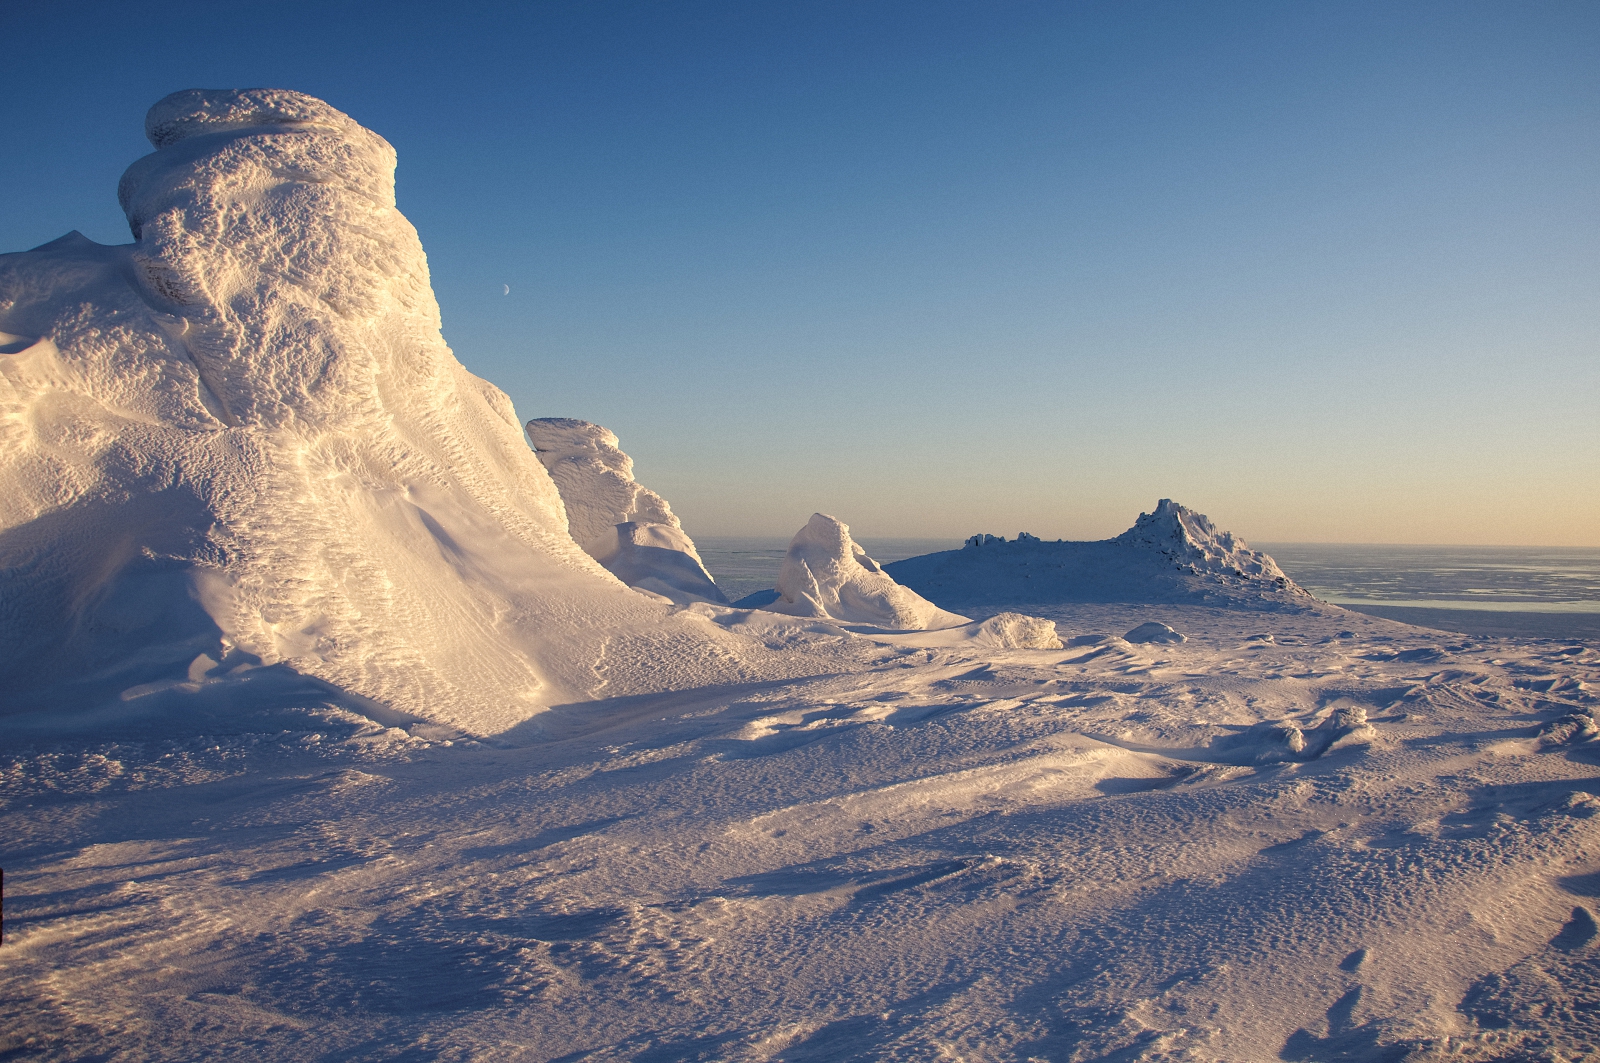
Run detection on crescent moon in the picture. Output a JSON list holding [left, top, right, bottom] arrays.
[[503, 284, 510, 295]]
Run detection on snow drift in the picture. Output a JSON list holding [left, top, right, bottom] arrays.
[[525, 418, 725, 604], [756, 513, 970, 630], [0, 89, 746, 736], [886, 499, 1313, 614]]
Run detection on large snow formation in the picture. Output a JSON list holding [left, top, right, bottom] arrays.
[[760, 513, 970, 630], [525, 418, 726, 604], [0, 89, 749, 736], [887, 499, 1312, 613]]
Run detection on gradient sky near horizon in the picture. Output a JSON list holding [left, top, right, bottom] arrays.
[[3, 1, 1596, 545]]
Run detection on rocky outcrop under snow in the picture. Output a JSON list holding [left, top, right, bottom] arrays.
[[525, 418, 725, 604], [886, 500, 1315, 614], [0, 89, 747, 736], [759, 514, 970, 630], [1115, 499, 1295, 585]]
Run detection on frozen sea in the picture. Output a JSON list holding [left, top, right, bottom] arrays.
[[1262, 543, 1600, 640], [698, 538, 1600, 639]]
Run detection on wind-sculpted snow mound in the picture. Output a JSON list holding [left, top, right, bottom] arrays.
[[969, 612, 1063, 649], [885, 499, 1316, 615], [593, 522, 726, 605], [761, 514, 970, 630], [0, 89, 750, 736], [525, 418, 725, 604], [1124, 621, 1186, 644]]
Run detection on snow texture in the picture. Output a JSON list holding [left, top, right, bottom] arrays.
[[525, 418, 726, 603], [763, 513, 971, 630], [887, 498, 1313, 614], [6, 604, 1598, 1062]]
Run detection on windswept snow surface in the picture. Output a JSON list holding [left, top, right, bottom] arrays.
[[0, 90, 771, 738], [886, 499, 1313, 617], [5, 92, 1600, 1063], [525, 418, 726, 604], [5, 606, 1599, 1061], [760, 513, 971, 630]]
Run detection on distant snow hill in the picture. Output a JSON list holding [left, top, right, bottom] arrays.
[[886, 499, 1315, 613]]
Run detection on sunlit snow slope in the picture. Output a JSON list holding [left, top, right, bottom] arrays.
[[0, 90, 761, 736]]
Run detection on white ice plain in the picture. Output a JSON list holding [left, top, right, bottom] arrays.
[[2, 91, 1599, 1062]]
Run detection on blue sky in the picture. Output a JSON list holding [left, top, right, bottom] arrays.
[[3, 1, 1596, 543]]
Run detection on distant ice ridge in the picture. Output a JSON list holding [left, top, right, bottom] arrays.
[[0, 89, 751, 736], [525, 418, 726, 605], [1114, 499, 1295, 584], [758, 514, 971, 630], [888, 500, 1314, 613]]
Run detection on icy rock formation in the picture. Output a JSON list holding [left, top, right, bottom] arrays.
[[886, 500, 1314, 613], [0, 89, 740, 735], [764, 514, 969, 630], [1115, 499, 1294, 585], [525, 418, 725, 604]]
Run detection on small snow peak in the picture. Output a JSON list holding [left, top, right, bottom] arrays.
[[143, 88, 357, 149], [768, 513, 967, 630], [1114, 500, 1300, 592], [524, 419, 655, 544], [797, 512, 854, 554], [119, 88, 398, 248]]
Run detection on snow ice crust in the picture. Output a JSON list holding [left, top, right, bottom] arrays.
[[888, 498, 1312, 613], [0, 89, 754, 736], [525, 418, 726, 604], [762, 513, 971, 630]]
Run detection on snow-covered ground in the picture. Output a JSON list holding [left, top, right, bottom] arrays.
[[5, 605, 1598, 1060], [3, 91, 1598, 1062]]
